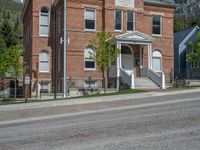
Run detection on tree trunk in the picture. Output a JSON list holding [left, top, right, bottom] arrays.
[[14, 78, 17, 101], [102, 70, 107, 94]]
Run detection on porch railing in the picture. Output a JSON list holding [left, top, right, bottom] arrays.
[[120, 68, 135, 89], [147, 69, 166, 89]]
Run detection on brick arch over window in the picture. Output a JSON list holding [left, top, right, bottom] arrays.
[[152, 50, 162, 71], [39, 7, 50, 36], [39, 51, 50, 72]]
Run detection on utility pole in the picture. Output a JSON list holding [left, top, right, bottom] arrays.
[[63, 0, 67, 98]]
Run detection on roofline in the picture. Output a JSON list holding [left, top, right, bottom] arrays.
[[179, 26, 200, 48], [52, 0, 60, 6], [115, 31, 154, 43], [144, 1, 175, 8], [21, 0, 29, 19]]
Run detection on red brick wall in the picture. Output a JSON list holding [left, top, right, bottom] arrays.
[[23, 0, 174, 95], [23, 0, 53, 96], [53, 0, 174, 82]]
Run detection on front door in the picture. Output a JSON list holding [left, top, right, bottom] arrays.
[[121, 54, 134, 70], [134, 58, 140, 77]]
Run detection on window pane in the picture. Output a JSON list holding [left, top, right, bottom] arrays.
[[40, 26, 49, 35], [115, 10, 122, 20], [153, 26, 161, 35], [153, 16, 161, 35], [127, 22, 133, 31], [41, 15, 49, 25], [40, 52, 48, 61], [85, 48, 95, 58], [58, 49, 60, 71], [115, 21, 122, 30], [115, 10, 122, 30], [41, 7, 49, 13], [40, 82, 49, 93], [85, 61, 95, 69], [85, 20, 95, 29], [85, 9, 95, 20], [85, 81, 96, 88], [153, 57, 161, 71], [85, 48, 95, 69], [40, 7, 49, 36], [127, 12, 133, 22], [153, 16, 161, 25], [39, 62, 49, 72]]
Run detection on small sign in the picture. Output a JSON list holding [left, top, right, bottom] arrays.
[[115, 0, 134, 8], [25, 76, 30, 85]]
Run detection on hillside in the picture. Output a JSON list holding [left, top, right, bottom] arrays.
[[174, 0, 200, 32], [0, 0, 23, 34], [0, 0, 23, 15]]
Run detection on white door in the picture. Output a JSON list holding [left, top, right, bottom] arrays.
[[121, 55, 134, 70], [153, 57, 161, 71]]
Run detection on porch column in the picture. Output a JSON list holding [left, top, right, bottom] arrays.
[[148, 44, 153, 69], [140, 45, 143, 68], [117, 42, 121, 91]]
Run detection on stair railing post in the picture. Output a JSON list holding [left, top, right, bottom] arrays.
[[162, 72, 166, 89], [131, 71, 135, 89]]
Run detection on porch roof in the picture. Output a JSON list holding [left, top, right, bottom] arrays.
[[115, 31, 154, 44]]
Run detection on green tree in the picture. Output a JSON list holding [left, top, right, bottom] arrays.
[[0, 35, 8, 77], [89, 31, 120, 93], [0, 19, 17, 48], [187, 32, 200, 65], [7, 10, 10, 19], [6, 45, 26, 100], [14, 16, 20, 32]]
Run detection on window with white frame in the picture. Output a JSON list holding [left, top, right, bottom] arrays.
[[39, 51, 50, 72], [115, 10, 123, 31], [85, 8, 96, 30], [40, 82, 50, 93], [152, 16, 162, 35], [84, 48, 96, 70], [84, 81, 96, 89], [57, 12, 61, 33], [152, 51, 162, 71], [127, 11, 135, 31], [58, 48, 60, 72], [40, 7, 50, 36]]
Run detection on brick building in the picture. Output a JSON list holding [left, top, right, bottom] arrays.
[[22, 0, 175, 97]]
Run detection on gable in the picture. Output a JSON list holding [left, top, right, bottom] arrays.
[[116, 31, 154, 43], [174, 26, 199, 49]]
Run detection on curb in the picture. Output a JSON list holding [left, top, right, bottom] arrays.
[[0, 88, 200, 111]]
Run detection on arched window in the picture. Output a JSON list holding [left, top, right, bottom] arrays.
[[121, 45, 132, 55], [84, 48, 96, 70], [152, 50, 162, 71], [39, 51, 50, 72], [40, 7, 50, 36], [58, 48, 60, 72]]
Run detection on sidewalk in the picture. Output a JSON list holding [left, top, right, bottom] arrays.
[[1, 88, 200, 111]]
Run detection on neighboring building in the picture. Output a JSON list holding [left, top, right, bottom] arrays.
[[174, 26, 200, 79], [22, 0, 53, 97], [22, 0, 175, 97]]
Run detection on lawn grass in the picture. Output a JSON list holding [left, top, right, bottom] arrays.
[[177, 85, 200, 89], [0, 89, 146, 106]]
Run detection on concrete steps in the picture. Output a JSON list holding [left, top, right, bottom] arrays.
[[135, 77, 159, 89]]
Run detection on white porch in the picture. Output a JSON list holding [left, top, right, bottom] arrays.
[[110, 31, 166, 90]]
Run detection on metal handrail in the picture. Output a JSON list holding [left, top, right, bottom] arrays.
[[147, 69, 166, 89], [120, 68, 135, 89]]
